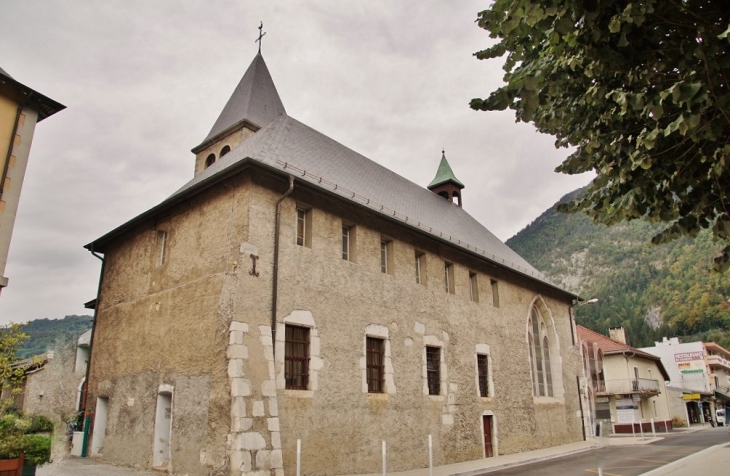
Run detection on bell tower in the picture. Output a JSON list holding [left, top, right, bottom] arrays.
[[427, 150, 464, 207]]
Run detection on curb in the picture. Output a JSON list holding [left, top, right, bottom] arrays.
[[638, 443, 727, 476], [451, 444, 598, 476]]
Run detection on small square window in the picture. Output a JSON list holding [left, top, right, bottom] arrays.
[[285, 325, 310, 390], [296, 207, 312, 248], [444, 262, 455, 294], [469, 272, 479, 302], [380, 239, 393, 275], [156, 230, 167, 266], [426, 346, 441, 395], [366, 337, 385, 393], [477, 354, 489, 397]]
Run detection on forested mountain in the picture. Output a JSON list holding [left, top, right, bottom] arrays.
[[16, 315, 93, 359], [507, 188, 730, 349]]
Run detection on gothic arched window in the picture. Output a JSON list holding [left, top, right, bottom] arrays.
[[528, 305, 557, 397]]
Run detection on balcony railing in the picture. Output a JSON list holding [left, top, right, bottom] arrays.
[[596, 378, 660, 395], [706, 355, 730, 371]]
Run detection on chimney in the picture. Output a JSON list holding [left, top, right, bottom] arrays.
[[609, 327, 627, 344]]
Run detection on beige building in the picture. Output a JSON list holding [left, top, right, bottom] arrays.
[[578, 326, 671, 435], [83, 52, 584, 475], [0, 67, 64, 294]]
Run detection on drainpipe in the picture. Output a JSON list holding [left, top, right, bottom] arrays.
[[81, 246, 105, 457], [577, 375, 586, 440], [271, 175, 294, 355], [1, 97, 30, 200]]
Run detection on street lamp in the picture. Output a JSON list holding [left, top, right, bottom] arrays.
[[570, 298, 599, 345]]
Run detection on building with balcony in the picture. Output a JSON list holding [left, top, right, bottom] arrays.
[[578, 326, 671, 434], [641, 337, 730, 424]]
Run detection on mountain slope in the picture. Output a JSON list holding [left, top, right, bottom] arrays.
[[16, 315, 93, 359], [507, 188, 730, 348]]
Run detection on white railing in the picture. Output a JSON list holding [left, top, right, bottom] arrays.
[[596, 378, 660, 395]]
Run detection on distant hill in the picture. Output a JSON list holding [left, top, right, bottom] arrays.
[[16, 315, 93, 359], [506, 188, 730, 349]]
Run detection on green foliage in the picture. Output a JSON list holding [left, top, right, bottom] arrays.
[[473, 0, 730, 270], [1, 323, 29, 413], [0, 414, 52, 466], [27, 415, 53, 434], [508, 188, 730, 348], [16, 315, 92, 359]]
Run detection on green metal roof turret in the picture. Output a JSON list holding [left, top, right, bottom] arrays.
[[428, 150, 464, 189]]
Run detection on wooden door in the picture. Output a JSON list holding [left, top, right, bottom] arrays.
[[483, 415, 494, 458]]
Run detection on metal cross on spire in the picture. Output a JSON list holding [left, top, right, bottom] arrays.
[[255, 21, 266, 53]]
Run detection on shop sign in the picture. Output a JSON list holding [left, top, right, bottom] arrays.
[[683, 393, 701, 400]]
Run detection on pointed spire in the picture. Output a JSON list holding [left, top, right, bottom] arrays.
[[193, 52, 285, 153], [428, 150, 464, 189]]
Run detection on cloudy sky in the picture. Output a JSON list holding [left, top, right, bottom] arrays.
[[0, 1, 592, 325]]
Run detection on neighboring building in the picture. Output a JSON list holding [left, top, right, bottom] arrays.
[[578, 326, 671, 434], [0, 67, 64, 294], [83, 51, 583, 476], [640, 337, 730, 424]]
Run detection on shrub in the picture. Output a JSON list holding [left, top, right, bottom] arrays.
[[671, 415, 687, 427], [0, 434, 52, 466], [27, 415, 53, 433]]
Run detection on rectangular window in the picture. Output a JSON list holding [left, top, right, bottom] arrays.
[[156, 230, 167, 266], [477, 354, 489, 397], [380, 239, 393, 275], [469, 272, 479, 302], [285, 325, 310, 390], [444, 262, 455, 294], [341, 224, 356, 261], [366, 337, 385, 393], [342, 226, 350, 260], [490, 279, 499, 307], [415, 252, 426, 285], [426, 346, 441, 395], [296, 207, 312, 248]]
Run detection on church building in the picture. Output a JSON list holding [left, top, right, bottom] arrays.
[[83, 47, 583, 475]]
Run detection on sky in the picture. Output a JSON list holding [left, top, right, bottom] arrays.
[[0, 0, 593, 325]]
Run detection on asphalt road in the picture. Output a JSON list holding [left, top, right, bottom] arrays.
[[480, 427, 730, 476]]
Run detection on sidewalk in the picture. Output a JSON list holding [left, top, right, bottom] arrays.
[[639, 442, 730, 476], [34, 429, 709, 476]]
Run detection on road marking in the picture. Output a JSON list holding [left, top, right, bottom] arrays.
[[583, 469, 625, 476], [625, 457, 670, 464]]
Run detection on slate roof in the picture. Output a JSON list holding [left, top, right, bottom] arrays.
[[577, 325, 670, 379], [87, 53, 575, 297], [0, 66, 65, 121], [428, 151, 464, 188], [192, 52, 285, 152]]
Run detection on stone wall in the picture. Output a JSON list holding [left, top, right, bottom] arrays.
[[87, 168, 582, 475]]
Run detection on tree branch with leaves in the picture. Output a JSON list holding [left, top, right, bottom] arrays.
[[471, 0, 730, 270]]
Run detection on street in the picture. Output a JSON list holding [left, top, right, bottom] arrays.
[[479, 427, 730, 475]]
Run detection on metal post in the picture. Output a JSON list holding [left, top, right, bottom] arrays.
[[664, 419, 669, 434], [651, 418, 655, 438], [296, 439, 301, 476], [382, 440, 386, 476], [428, 434, 433, 476]]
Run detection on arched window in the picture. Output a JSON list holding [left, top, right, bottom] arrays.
[[528, 304, 559, 397], [220, 145, 231, 157], [205, 153, 216, 168]]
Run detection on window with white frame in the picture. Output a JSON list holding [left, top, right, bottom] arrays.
[[444, 262, 454, 294], [366, 337, 385, 393], [296, 207, 312, 248], [380, 238, 393, 275], [342, 224, 356, 261], [415, 251, 426, 285], [426, 346, 441, 395], [477, 354, 489, 397]]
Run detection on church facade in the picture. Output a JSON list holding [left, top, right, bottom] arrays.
[[84, 51, 583, 475]]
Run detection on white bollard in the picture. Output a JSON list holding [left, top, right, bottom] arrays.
[[639, 419, 645, 440], [428, 434, 433, 476], [665, 419, 669, 434], [632, 416, 636, 439], [651, 418, 656, 438], [382, 440, 386, 476], [297, 439, 301, 476]]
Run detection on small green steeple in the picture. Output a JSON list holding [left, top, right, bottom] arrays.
[[428, 150, 464, 189]]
